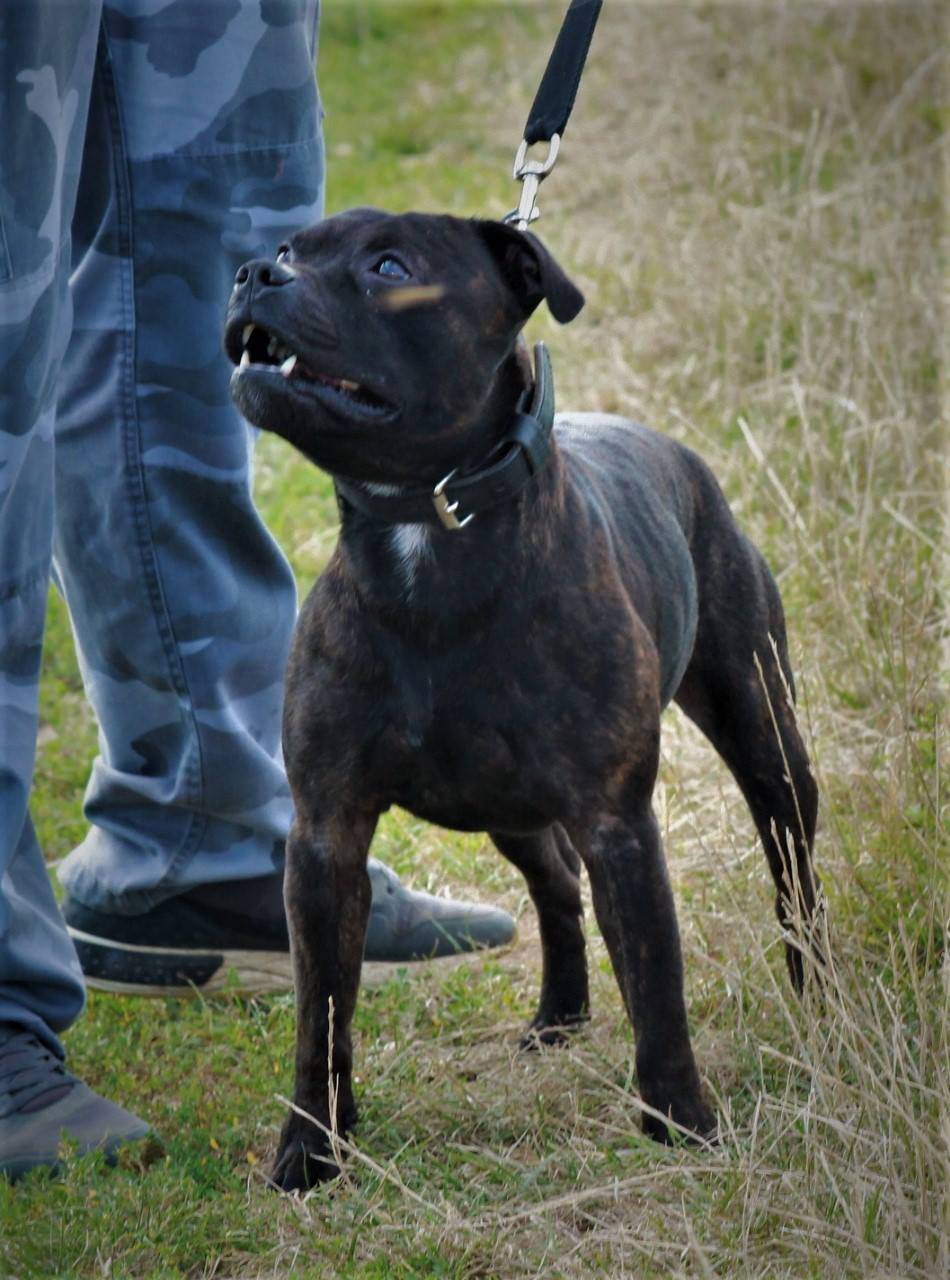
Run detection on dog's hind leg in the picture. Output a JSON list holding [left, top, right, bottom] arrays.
[[272, 808, 377, 1192], [491, 825, 589, 1045], [674, 513, 821, 991]]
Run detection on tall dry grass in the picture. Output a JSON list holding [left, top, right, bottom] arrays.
[[296, 6, 948, 1275]]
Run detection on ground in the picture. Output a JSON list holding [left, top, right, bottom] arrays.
[[5, 4, 946, 1278]]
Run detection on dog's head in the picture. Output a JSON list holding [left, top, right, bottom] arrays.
[[224, 209, 583, 484]]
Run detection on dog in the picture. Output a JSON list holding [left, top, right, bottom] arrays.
[[224, 208, 820, 1192]]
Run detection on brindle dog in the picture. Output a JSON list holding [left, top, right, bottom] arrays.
[[224, 209, 820, 1192]]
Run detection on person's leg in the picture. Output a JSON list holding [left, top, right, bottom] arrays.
[[0, 0, 147, 1181], [53, 0, 513, 995], [54, 0, 323, 916]]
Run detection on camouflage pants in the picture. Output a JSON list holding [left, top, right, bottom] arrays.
[[0, 1, 323, 1050]]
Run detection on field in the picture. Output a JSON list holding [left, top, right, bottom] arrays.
[[4, 3, 946, 1277]]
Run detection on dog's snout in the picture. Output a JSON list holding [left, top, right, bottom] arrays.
[[232, 257, 295, 293]]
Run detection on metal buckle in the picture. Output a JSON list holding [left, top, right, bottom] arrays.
[[504, 134, 561, 230], [432, 470, 475, 531]]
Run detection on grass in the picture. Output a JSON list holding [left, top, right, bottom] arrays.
[[6, 2, 947, 1277]]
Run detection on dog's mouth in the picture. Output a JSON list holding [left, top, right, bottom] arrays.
[[231, 323, 394, 418]]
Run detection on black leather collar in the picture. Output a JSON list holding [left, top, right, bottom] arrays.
[[334, 343, 555, 531]]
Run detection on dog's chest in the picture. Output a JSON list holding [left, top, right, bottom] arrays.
[[387, 525, 433, 594], [365, 644, 562, 831], [380, 647, 436, 750]]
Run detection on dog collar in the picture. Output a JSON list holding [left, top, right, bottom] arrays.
[[334, 342, 555, 531]]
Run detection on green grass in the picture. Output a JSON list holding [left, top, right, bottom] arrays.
[[7, 3, 947, 1277]]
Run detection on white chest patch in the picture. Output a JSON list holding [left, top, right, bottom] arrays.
[[390, 524, 434, 592]]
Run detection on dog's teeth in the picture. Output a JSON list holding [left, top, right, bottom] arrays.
[[281, 354, 298, 377], [339, 379, 360, 392], [242, 325, 254, 347], [240, 349, 251, 369]]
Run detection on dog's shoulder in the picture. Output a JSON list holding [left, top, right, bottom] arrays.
[[554, 412, 731, 538], [555, 412, 688, 469], [555, 413, 697, 516]]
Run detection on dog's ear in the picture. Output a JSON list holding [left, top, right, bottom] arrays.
[[474, 220, 585, 324]]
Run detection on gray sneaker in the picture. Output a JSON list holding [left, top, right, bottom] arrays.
[[365, 859, 516, 961], [63, 859, 515, 996], [0, 1024, 150, 1182]]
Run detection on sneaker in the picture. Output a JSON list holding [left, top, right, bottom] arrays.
[[0, 1023, 150, 1182], [63, 859, 515, 997], [364, 859, 516, 961]]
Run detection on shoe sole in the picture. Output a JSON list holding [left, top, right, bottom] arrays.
[[67, 927, 506, 997], [67, 926, 294, 997]]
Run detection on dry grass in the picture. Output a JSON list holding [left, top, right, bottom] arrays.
[[11, 4, 946, 1277], [302, 5, 948, 1275]]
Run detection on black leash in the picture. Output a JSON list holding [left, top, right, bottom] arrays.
[[505, 0, 603, 230], [335, 8, 602, 532]]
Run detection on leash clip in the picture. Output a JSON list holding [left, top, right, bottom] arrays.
[[504, 134, 561, 231], [432, 470, 475, 531]]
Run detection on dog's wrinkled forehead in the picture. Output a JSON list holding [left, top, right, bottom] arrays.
[[286, 207, 584, 326], [289, 206, 385, 250], [289, 209, 478, 273]]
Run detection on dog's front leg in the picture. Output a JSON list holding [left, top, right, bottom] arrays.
[[575, 808, 715, 1143], [272, 809, 377, 1192]]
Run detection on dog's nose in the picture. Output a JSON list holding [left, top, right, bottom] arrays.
[[232, 257, 295, 293]]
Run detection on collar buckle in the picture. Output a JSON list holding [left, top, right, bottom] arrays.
[[432, 470, 475, 531]]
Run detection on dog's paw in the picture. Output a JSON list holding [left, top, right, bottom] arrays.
[[270, 1137, 341, 1193], [641, 1096, 717, 1147], [520, 1009, 590, 1051]]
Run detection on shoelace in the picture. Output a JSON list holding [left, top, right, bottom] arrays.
[[0, 1025, 75, 1119]]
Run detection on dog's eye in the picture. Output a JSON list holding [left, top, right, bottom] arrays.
[[373, 256, 411, 280]]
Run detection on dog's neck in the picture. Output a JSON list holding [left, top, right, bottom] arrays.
[[388, 344, 534, 592], [334, 345, 560, 618], [344, 463, 563, 621]]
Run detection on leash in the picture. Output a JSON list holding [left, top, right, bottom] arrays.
[[505, 0, 604, 230], [335, 8, 602, 531]]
